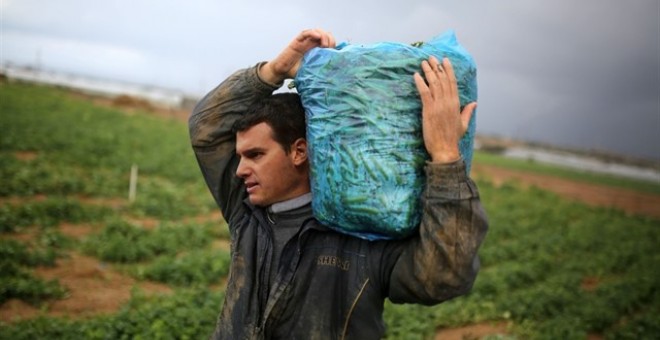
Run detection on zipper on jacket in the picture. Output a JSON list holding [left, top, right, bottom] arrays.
[[260, 218, 314, 330], [341, 278, 370, 340], [255, 211, 274, 326]]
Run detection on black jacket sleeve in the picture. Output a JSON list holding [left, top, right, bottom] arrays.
[[188, 63, 280, 225], [385, 159, 489, 304]]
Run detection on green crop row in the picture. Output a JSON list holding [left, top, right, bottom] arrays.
[[125, 176, 216, 220], [0, 83, 200, 184], [0, 266, 68, 306], [82, 220, 215, 263], [0, 154, 126, 197], [0, 287, 222, 339], [0, 238, 69, 304], [1, 154, 215, 221], [0, 198, 113, 232], [133, 249, 231, 286]]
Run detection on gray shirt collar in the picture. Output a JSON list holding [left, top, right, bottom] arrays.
[[268, 193, 312, 213]]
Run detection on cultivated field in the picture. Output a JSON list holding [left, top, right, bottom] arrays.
[[1, 82, 658, 339]]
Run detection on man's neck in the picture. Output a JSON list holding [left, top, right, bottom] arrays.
[[268, 192, 312, 213]]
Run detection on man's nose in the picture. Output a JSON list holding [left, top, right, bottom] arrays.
[[236, 158, 249, 178]]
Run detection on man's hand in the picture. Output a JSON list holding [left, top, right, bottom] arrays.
[[260, 28, 336, 85], [414, 56, 477, 164]]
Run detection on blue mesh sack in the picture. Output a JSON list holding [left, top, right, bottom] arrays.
[[294, 30, 477, 240]]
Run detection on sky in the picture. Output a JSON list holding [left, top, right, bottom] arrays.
[[2, 0, 659, 161]]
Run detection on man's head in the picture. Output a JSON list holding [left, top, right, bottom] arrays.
[[233, 93, 310, 207]]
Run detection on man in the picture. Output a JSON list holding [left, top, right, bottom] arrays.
[[189, 28, 488, 340]]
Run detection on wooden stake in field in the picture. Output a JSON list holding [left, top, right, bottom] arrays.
[[129, 164, 138, 203]]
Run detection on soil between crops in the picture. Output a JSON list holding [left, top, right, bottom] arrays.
[[472, 163, 660, 219]]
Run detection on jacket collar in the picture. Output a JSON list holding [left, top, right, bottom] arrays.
[[242, 197, 331, 235]]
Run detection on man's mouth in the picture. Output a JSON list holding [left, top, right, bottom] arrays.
[[245, 181, 259, 194]]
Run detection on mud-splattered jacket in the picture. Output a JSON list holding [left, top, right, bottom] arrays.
[[188, 63, 488, 340]]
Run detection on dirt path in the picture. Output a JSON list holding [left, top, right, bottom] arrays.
[[472, 164, 660, 219], [435, 322, 510, 340], [1, 252, 171, 322]]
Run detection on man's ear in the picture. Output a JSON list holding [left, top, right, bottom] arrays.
[[291, 138, 308, 166]]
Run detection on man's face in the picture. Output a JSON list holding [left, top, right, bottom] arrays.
[[235, 122, 309, 207]]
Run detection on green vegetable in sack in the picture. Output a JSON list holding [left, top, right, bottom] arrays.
[[295, 30, 478, 240]]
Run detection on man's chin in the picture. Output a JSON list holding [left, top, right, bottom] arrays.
[[248, 195, 268, 207]]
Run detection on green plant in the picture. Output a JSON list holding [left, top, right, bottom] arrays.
[[138, 249, 231, 286], [0, 287, 223, 339], [0, 198, 112, 232], [0, 239, 68, 304], [82, 220, 214, 263]]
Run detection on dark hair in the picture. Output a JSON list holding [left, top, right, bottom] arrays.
[[232, 93, 306, 154]]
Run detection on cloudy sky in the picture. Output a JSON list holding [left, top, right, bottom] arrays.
[[2, 0, 659, 160]]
